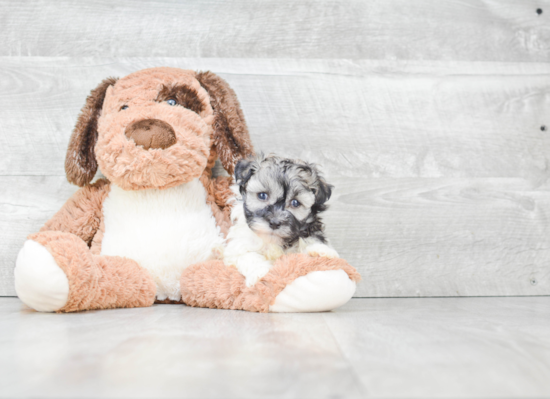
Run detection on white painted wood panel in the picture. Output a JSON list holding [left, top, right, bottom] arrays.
[[0, 0, 549, 61], [0, 57, 549, 296], [1, 57, 549, 178], [330, 177, 550, 297], [2, 175, 549, 297], [0, 1, 549, 297]]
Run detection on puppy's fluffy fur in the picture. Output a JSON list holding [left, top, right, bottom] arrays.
[[223, 154, 339, 286]]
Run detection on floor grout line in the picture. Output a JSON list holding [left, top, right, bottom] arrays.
[[322, 311, 370, 399]]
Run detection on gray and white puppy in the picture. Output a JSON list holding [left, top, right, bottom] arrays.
[[223, 154, 339, 286], [235, 154, 333, 248]]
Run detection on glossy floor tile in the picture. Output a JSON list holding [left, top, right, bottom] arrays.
[[1, 297, 549, 398]]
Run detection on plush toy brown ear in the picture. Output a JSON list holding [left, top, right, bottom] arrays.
[[196, 71, 254, 175], [65, 77, 118, 187]]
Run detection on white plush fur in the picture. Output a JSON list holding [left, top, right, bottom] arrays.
[[101, 179, 224, 301], [223, 185, 339, 287], [14, 240, 69, 312], [269, 270, 356, 312]]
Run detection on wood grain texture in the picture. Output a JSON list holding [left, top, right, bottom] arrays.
[[1, 175, 549, 297], [0, 0, 549, 61], [329, 177, 550, 297], [0, 1, 549, 298], [0, 298, 365, 399], [324, 297, 550, 398], [0, 57, 549, 296], [1, 297, 550, 398], [1, 57, 549, 178]]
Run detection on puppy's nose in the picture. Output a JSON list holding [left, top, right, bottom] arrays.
[[125, 119, 176, 150], [269, 219, 282, 229]]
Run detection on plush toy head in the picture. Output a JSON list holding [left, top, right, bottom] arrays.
[[65, 67, 253, 190]]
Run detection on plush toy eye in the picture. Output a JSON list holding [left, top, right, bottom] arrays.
[[257, 192, 268, 201], [290, 199, 301, 208], [121, 105, 128, 110], [166, 99, 177, 106]]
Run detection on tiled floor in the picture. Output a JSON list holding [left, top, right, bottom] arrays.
[[1, 297, 549, 398]]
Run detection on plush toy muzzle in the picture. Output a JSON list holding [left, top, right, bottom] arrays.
[[124, 119, 177, 150]]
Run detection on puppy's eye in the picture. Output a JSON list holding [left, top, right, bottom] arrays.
[[257, 192, 268, 201], [121, 105, 128, 110], [166, 99, 177, 106], [290, 199, 301, 208]]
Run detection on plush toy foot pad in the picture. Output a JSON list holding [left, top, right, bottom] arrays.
[[269, 269, 356, 313], [15, 240, 69, 312]]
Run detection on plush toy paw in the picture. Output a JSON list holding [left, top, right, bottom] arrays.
[[15, 231, 156, 313], [15, 239, 70, 312], [269, 269, 356, 312], [305, 243, 340, 259]]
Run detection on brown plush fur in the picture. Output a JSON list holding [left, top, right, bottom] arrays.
[[95, 68, 212, 190], [196, 71, 254, 175], [181, 254, 361, 313], [28, 231, 156, 313], [200, 173, 234, 238], [65, 78, 118, 187], [40, 179, 111, 246], [156, 84, 205, 115], [90, 216, 106, 256], [198, 146, 235, 238]]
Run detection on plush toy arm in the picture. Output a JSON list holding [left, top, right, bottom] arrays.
[[201, 174, 235, 237], [40, 179, 110, 246], [211, 176, 234, 209]]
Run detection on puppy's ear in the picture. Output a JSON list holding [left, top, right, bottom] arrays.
[[65, 77, 118, 187], [314, 177, 333, 205], [234, 157, 256, 191], [196, 71, 254, 175], [308, 163, 333, 206]]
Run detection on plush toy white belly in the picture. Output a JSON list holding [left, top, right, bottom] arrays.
[[101, 179, 224, 301]]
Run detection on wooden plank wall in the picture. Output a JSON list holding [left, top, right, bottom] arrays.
[[0, 0, 549, 297]]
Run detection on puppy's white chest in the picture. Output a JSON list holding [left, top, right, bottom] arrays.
[[100, 180, 224, 301]]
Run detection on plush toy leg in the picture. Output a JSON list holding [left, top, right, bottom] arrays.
[[268, 269, 357, 312], [14, 231, 156, 313], [180, 254, 361, 313]]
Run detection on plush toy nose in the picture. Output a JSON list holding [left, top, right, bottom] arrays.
[[124, 119, 177, 150]]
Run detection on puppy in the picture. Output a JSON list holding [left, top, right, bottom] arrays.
[[222, 154, 339, 286]]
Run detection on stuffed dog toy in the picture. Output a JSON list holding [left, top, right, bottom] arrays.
[[14, 67, 360, 313]]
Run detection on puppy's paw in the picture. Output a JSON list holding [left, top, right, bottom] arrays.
[[233, 253, 273, 287], [211, 245, 224, 260], [244, 266, 271, 287], [305, 243, 339, 259]]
